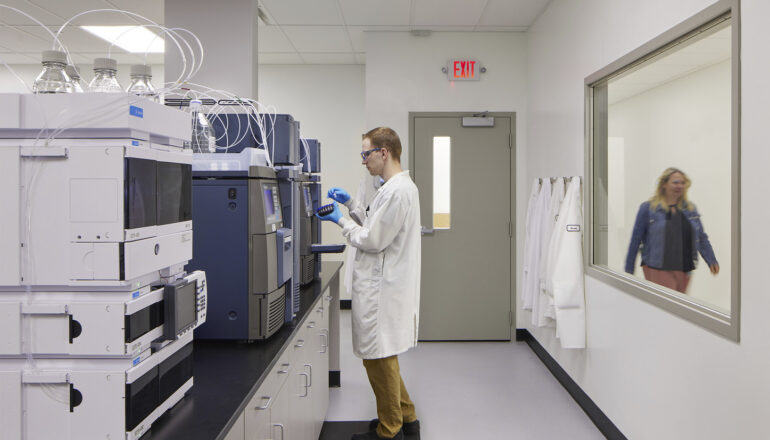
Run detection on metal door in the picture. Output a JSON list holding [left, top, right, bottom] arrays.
[[411, 113, 513, 340]]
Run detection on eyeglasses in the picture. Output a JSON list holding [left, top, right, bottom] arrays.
[[360, 147, 383, 160]]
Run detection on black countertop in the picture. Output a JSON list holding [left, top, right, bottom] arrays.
[[142, 262, 343, 440]]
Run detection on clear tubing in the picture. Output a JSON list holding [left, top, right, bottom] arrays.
[[0, 5, 69, 59], [143, 27, 204, 83], [55, 9, 190, 86], [174, 84, 276, 166], [0, 57, 32, 92], [103, 24, 195, 90], [300, 137, 312, 172]]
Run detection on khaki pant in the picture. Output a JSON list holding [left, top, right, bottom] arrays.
[[362, 355, 417, 438]]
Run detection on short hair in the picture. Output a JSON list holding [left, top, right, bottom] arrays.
[[363, 127, 402, 162]]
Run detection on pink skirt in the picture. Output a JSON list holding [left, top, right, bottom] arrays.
[[642, 265, 691, 294]]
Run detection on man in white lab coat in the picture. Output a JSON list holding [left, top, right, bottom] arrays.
[[317, 127, 421, 440]]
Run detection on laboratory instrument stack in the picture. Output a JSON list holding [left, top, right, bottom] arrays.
[[189, 148, 290, 340], [0, 92, 207, 440]]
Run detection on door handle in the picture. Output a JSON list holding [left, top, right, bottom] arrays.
[[421, 226, 434, 236], [255, 395, 272, 410], [304, 363, 313, 386], [299, 372, 309, 397], [273, 423, 285, 440]]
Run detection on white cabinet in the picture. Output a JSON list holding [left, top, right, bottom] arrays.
[[228, 291, 332, 440]]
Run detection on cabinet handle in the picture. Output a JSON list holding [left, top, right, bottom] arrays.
[[295, 339, 305, 348], [299, 373, 309, 397], [307, 321, 316, 329], [273, 423, 285, 440], [278, 363, 290, 374], [304, 363, 313, 386], [255, 395, 272, 410], [320, 332, 328, 353]]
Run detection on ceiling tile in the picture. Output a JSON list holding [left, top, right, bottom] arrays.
[[412, 0, 488, 27], [300, 52, 356, 64], [0, 25, 50, 53], [0, 0, 67, 25], [0, 52, 41, 63], [477, 0, 551, 28], [337, 0, 411, 26], [281, 26, 350, 53], [258, 52, 304, 64], [25, 0, 137, 25], [260, 0, 343, 26], [258, 25, 295, 53], [105, 0, 164, 25], [345, 26, 411, 52], [345, 26, 366, 52], [23, 26, 122, 54]]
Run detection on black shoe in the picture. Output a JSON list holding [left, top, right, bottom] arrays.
[[351, 429, 404, 440], [368, 419, 420, 436]]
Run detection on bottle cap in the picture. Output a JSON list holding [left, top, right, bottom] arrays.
[[41, 50, 68, 65], [130, 64, 152, 77], [93, 57, 118, 71]]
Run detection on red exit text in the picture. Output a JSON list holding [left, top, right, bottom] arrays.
[[448, 60, 480, 81]]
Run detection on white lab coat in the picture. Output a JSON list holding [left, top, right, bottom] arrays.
[[343, 174, 382, 296], [521, 179, 541, 310], [537, 177, 565, 326], [530, 178, 552, 326], [523, 179, 550, 313], [548, 177, 586, 349], [338, 171, 421, 359]]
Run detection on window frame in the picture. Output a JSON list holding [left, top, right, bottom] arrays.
[[583, 0, 741, 341]]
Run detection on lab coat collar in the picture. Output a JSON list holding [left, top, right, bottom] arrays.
[[381, 170, 410, 189]]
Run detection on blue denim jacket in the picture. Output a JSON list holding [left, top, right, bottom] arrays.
[[625, 201, 718, 274]]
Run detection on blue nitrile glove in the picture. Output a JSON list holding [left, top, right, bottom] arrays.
[[327, 187, 351, 204], [316, 202, 342, 224]]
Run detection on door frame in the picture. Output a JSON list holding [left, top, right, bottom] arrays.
[[408, 111, 517, 333]]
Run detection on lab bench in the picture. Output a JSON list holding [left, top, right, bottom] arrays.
[[141, 261, 343, 440]]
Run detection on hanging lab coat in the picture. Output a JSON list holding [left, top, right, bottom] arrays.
[[548, 177, 586, 349], [524, 179, 550, 314], [536, 177, 565, 327], [338, 171, 421, 359], [530, 178, 553, 326], [521, 179, 541, 310]]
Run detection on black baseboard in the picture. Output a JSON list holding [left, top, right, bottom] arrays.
[[517, 329, 627, 440], [340, 299, 351, 310], [329, 370, 340, 387]]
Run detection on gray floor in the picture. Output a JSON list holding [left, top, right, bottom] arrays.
[[327, 310, 604, 440]]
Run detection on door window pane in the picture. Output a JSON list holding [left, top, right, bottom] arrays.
[[433, 136, 451, 229]]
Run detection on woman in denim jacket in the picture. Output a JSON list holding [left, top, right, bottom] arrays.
[[625, 167, 719, 293]]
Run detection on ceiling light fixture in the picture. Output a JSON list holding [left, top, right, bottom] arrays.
[[81, 26, 165, 53]]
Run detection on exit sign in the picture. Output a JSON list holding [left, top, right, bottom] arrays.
[[447, 59, 480, 81]]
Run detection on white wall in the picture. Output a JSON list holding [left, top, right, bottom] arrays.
[[0, 64, 164, 93], [524, 0, 770, 438], [607, 60, 732, 310], [365, 31, 527, 170], [365, 30, 528, 310], [258, 65, 366, 299]]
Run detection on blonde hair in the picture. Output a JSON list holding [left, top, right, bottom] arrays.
[[649, 167, 692, 211]]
